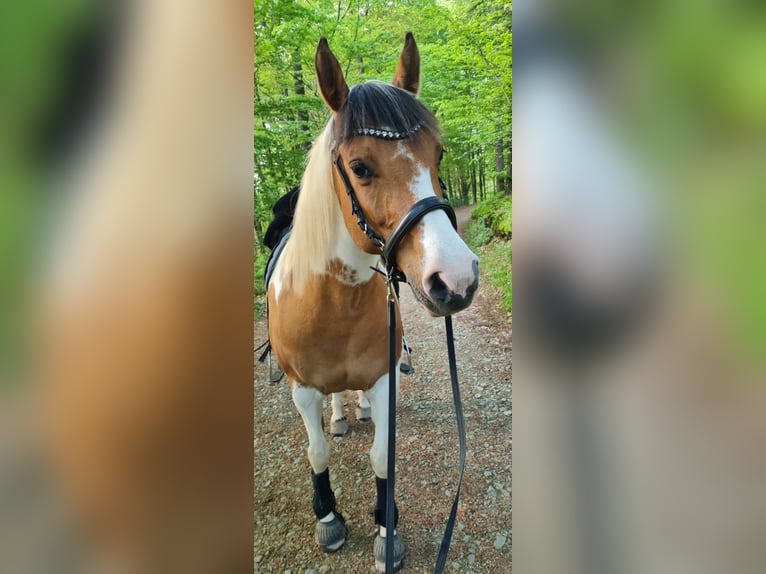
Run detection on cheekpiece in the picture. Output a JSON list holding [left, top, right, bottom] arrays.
[[353, 122, 422, 140]]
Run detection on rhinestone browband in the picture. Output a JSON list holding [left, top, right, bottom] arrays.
[[353, 122, 422, 140]]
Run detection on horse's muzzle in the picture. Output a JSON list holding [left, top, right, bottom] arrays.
[[423, 259, 479, 316]]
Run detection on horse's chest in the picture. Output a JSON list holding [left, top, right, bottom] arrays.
[[268, 278, 401, 392]]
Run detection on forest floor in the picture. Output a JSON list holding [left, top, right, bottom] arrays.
[[254, 206, 512, 573]]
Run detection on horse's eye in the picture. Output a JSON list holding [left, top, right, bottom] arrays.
[[350, 162, 372, 179]]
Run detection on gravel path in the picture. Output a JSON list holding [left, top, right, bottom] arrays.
[[254, 207, 512, 573]]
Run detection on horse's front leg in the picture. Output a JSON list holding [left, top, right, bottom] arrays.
[[291, 382, 347, 552], [366, 372, 406, 572]]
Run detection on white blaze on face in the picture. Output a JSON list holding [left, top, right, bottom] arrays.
[[409, 164, 478, 298]]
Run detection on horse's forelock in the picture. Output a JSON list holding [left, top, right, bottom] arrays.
[[334, 81, 440, 146], [278, 83, 439, 293]]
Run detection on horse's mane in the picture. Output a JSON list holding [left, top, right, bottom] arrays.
[[277, 121, 338, 292], [277, 81, 440, 292]]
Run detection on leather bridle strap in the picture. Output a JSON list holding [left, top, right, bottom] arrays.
[[333, 153, 456, 271], [382, 196, 457, 270], [333, 150, 464, 574], [431, 314, 465, 574], [385, 284, 398, 574], [384, 287, 465, 574], [334, 155, 385, 249]]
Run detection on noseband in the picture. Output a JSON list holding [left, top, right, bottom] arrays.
[[332, 147, 456, 281]]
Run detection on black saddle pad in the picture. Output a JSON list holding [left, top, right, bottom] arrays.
[[262, 185, 300, 290], [263, 185, 300, 250]]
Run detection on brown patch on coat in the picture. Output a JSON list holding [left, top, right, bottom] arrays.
[[330, 259, 358, 284], [268, 270, 402, 395]]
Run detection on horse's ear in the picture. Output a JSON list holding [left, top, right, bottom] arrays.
[[315, 38, 348, 112], [392, 32, 420, 95]]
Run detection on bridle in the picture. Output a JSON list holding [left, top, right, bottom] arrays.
[[332, 152, 456, 279], [332, 133, 466, 574]]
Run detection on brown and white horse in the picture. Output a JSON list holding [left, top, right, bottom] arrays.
[[267, 34, 479, 571]]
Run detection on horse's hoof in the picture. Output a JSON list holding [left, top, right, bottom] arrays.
[[315, 513, 347, 552], [355, 405, 371, 421], [330, 417, 348, 436], [399, 363, 414, 375], [373, 532, 405, 572]]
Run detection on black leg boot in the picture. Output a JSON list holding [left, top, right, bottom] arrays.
[[311, 469, 346, 552], [373, 476, 406, 572]]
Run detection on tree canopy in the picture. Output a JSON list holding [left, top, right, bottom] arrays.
[[253, 0, 512, 242]]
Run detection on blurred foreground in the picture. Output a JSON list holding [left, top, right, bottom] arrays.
[[1, 1, 253, 573], [515, 1, 766, 573], [3, 0, 766, 572]]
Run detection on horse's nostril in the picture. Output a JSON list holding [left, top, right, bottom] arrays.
[[427, 272, 449, 304]]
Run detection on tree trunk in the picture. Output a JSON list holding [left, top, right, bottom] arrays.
[[495, 137, 505, 194], [461, 175, 469, 205], [479, 154, 486, 201], [470, 152, 477, 205]]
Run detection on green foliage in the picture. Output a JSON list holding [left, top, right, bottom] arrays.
[[465, 194, 512, 313], [254, 0, 513, 242], [471, 194, 512, 237], [465, 228, 512, 314], [482, 239, 512, 313], [464, 218, 493, 248], [254, 239, 269, 320]]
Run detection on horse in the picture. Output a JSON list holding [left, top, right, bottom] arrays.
[[266, 33, 479, 571]]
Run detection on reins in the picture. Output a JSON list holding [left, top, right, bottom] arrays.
[[333, 152, 466, 574]]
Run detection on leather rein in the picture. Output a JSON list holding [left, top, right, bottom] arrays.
[[332, 149, 466, 574]]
